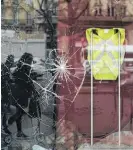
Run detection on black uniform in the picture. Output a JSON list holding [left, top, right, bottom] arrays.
[[7, 65, 35, 134], [1, 63, 12, 133], [1, 63, 12, 105], [8, 63, 41, 137]]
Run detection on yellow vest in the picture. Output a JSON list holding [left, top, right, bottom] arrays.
[[86, 28, 125, 80]]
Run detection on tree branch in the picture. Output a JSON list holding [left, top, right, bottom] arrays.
[[12, 0, 56, 47], [73, 0, 89, 19], [40, 0, 44, 10], [58, 0, 89, 24]]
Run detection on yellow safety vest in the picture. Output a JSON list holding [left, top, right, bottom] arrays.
[[86, 28, 125, 80]]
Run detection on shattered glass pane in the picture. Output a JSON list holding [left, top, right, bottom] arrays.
[[1, 0, 133, 150]]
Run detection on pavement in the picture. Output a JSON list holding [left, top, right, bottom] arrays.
[[1, 73, 133, 150], [2, 112, 133, 150], [2, 113, 55, 150]]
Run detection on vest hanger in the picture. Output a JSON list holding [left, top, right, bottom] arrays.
[[92, 29, 98, 35], [92, 28, 119, 35], [91, 28, 121, 41], [114, 29, 119, 34]]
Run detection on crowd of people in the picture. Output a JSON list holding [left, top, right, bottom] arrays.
[[1, 53, 41, 138]]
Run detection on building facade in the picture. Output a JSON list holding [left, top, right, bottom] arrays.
[[1, 0, 57, 42], [1, 0, 133, 46]]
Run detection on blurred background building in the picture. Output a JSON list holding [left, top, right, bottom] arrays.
[[2, 0, 133, 42], [1, 0, 133, 52], [1, 0, 58, 49]]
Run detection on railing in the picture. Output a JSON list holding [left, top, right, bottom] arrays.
[[1, 18, 34, 26], [80, 5, 127, 18], [57, 2, 129, 20]]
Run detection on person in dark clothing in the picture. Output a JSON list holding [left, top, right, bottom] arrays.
[[6, 53, 35, 137], [1, 55, 14, 134]]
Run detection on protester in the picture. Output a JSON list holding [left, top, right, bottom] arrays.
[[1, 55, 14, 134], [6, 53, 35, 137]]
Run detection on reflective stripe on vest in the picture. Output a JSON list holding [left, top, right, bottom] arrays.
[[86, 28, 125, 80]]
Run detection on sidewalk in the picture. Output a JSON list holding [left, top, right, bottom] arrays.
[[3, 113, 55, 150]]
